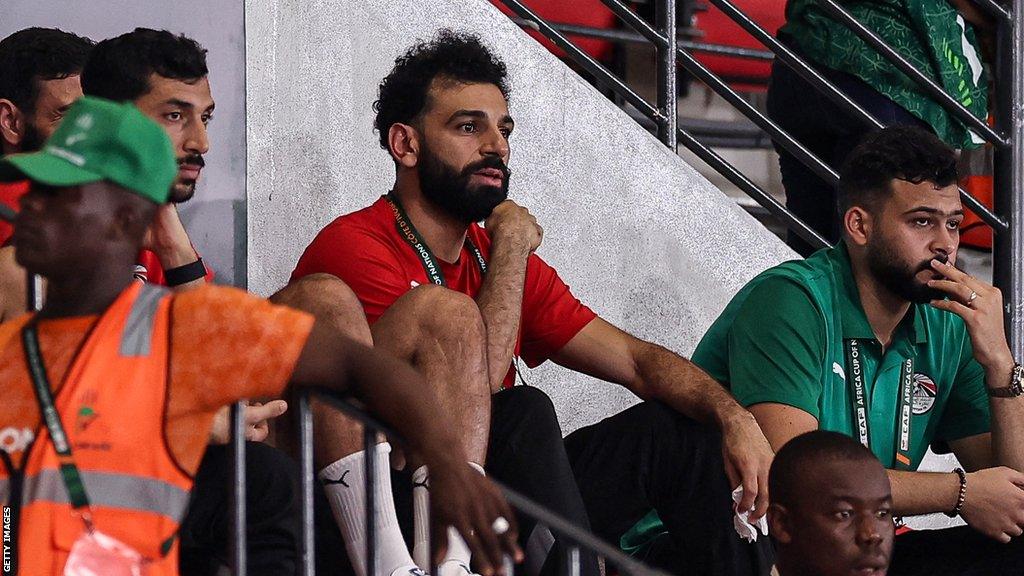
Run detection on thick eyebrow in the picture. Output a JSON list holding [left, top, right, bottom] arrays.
[[901, 206, 964, 217], [447, 109, 515, 127], [55, 103, 75, 114], [163, 98, 216, 113]]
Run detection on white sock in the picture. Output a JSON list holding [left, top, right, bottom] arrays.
[[412, 463, 485, 575], [319, 443, 419, 576]]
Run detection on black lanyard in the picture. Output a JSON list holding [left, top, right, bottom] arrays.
[[843, 339, 915, 470], [384, 192, 486, 285], [22, 323, 93, 510], [384, 193, 530, 386], [1, 324, 94, 576]]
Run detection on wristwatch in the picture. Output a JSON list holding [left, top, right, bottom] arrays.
[[989, 363, 1024, 398]]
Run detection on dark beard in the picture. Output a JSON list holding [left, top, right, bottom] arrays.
[[417, 144, 509, 224], [20, 122, 46, 153], [866, 241, 946, 304], [171, 154, 205, 204]]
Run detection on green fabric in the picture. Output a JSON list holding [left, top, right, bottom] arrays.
[[694, 243, 989, 464], [779, 0, 989, 149], [0, 96, 176, 203], [621, 244, 991, 556]]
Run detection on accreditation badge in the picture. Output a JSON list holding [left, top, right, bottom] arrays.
[[911, 373, 937, 415], [64, 528, 149, 576]]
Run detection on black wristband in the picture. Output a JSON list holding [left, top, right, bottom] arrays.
[[945, 467, 967, 518], [164, 258, 206, 287]]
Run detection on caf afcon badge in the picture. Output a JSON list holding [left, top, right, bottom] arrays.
[[912, 373, 937, 415]]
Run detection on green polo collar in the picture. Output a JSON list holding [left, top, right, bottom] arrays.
[[826, 243, 928, 346]]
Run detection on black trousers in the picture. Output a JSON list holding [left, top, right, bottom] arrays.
[[565, 401, 774, 576], [178, 442, 301, 576], [314, 386, 600, 576], [890, 525, 1024, 575], [765, 48, 932, 257]]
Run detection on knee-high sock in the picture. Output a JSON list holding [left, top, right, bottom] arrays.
[[319, 443, 418, 576], [412, 462, 484, 574]]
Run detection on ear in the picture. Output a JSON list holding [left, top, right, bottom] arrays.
[[843, 206, 873, 247], [767, 503, 793, 544], [388, 123, 420, 169], [111, 200, 151, 242], [0, 99, 26, 152]]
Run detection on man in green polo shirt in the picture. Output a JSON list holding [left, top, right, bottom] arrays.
[[693, 125, 1024, 574]]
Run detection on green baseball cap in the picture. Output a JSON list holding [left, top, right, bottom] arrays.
[[0, 96, 176, 204]]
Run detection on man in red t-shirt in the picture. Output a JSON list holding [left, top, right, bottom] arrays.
[[292, 31, 776, 576]]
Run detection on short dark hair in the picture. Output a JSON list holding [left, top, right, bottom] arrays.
[[374, 29, 510, 150], [839, 125, 958, 215], [81, 28, 208, 102], [0, 27, 93, 114], [769, 430, 879, 509]]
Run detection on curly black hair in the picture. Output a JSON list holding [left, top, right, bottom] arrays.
[[839, 125, 958, 214], [0, 27, 94, 114], [374, 29, 510, 150], [81, 28, 208, 103]]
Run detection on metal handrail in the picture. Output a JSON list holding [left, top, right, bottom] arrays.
[[605, 0, 841, 187], [499, 0, 830, 249], [706, 0, 1009, 233], [509, 18, 774, 60], [295, 389, 674, 576]]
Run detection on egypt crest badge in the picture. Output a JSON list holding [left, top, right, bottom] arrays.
[[912, 373, 937, 415]]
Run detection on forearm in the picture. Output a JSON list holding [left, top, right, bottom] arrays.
[[475, 239, 530, 391], [987, 360, 1024, 471], [634, 343, 749, 427], [888, 469, 960, 516]]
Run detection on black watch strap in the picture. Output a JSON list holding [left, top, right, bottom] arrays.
[[164, 258, 206, 287]]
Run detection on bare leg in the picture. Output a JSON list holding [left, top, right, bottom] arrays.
[[270, 273, 371, 468], [369, 284, 491, 465]]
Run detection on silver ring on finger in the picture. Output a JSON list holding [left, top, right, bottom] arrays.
[[968, 291, 978, 308], [491, 516, 510, 536]]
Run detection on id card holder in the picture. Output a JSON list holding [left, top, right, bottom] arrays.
[[63, 528, 149, 576]]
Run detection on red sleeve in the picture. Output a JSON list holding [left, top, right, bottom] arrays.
[[0, 182, 29, 247], [519, 254, 597, 367], [291, 221, 409, 324]]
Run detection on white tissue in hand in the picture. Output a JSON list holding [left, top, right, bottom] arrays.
[[731, 486, 768, 542]]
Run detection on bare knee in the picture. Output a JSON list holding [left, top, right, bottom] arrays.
[[378, 284, 485, 344], [272, 273, 371, 345]]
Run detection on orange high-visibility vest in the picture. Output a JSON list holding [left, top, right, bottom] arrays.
[[0, 283, 191, 575]]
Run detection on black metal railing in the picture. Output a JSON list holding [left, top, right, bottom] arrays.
[[496, 0, 1023, 360], [225, 392, 672, 576]]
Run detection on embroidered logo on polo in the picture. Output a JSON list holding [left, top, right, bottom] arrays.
[[912, 373, 937, 415]]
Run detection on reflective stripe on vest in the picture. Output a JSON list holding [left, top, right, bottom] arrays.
[[0, 470, 189, 519], [120, 284, 167, 356]]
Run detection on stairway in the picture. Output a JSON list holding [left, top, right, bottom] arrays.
[[245, 0, 795, 433]]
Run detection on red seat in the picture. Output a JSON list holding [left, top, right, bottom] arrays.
[[490, 0, 618, 61], [692, 0, 786, 92]]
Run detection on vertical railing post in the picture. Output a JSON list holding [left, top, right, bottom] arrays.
[[565, 544, 581, 576], [298, 392, 316, 576], [26, 273, 43, 312], [364, 427, 377, 576], [993, 6, 1024, 361], [656, 0, 678, 150], [230, 401, 248, 576]]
